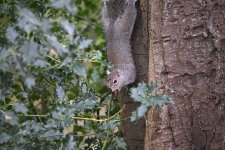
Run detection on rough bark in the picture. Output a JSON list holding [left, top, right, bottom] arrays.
[[145, 0, 225, 150], [118, 0, 149, 149]]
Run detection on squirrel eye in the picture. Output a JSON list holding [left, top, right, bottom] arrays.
[[113, 79, 118, 84]]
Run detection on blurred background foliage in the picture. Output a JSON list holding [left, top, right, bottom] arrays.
[[0, 0, 125, 149]]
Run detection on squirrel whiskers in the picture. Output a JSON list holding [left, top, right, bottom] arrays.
[[102, 0, 137, 92]]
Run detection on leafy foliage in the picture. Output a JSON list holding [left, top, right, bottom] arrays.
[[130, 81, 172, 121], [0, 0, 124, 149]]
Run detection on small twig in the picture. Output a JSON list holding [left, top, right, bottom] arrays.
[[73, 105, 125, 123], [40, 72, 55, 86], [19, 114, 48, 117], [46, 55, 61, 63]]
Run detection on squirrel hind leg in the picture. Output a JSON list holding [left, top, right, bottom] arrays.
[[114, 2, 137, 35]]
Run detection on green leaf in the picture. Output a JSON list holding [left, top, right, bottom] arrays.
[[56, 85, 66, 100], [20, 41, 39, 63], [47, 35, 68, 53], [130, 82, 148, 102], [72, 63, 87, 77], [115, 138, 126, 149], [61, 57, 72, 66], [40, 19, 52, 32], [75, 99, 97, 111], [44, 119, 58, 129], [65, 3, 77, 15], [0, 133, 11, 144], [0, 48, 9, 59], [153, 94, 171, 106], [17, 8, 40, 33], [137, 105, 147, 118], [91, 50, 102, 61], [20, 92, 28, 99], [81, 82, 88, 94], [91, 70, 100, 83], [19, 120, 45, 135], [33, 59, 47, 68], [148, 80, 157, 93], [51, 0, 77, 14], [64, 135, 76, 150], [14, 103, 28, 114], [6, 27, 18, 43], [0, 49, 10, 71], [78, 39, 92, 49], [130, 81, 171, 121], [130, 88, 143, 102], [51, 0, 71, 8], [130, 105, 147, 122], [18, 8, 39, 25], [25, 76, 36, 89], [131, 83, 149, 100], [100, 120, 120, 130], [130, 111, 138, 122], [59, 19, 75, 35], [42, 130, 62, 141]]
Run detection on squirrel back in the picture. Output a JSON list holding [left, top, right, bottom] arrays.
[[102, 0, 137, 91]]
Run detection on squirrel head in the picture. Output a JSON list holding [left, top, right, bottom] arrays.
[[106, 69, 125, 92]]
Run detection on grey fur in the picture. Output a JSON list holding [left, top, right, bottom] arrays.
[[102, 0, 137, 91]]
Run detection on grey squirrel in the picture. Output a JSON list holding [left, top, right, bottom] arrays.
[[102, 0, 137, 92]]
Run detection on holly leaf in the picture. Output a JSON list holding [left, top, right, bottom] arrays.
[[64, 135, 76, 150], [137, 105, 147, 118], [130, 111, 138, 122], [59, 19, 75, 35], [56, 85, 65, 100], [25, 76, 36, 89], [6, 27, 18, 43], [42, 130, 62, 141], [33, 59, 47, 68], [78, 39, 92, 49], [14, 103, 28, 114], [20, 41, 39, 63], [72, 63, 87, 77], [81, 82, 88, 94], [115, 138, 126, 149], [47, 35, 68, 53], [0, 133, 11, 144], [50, 0, 71, 8], [130, 82, 148, 102]]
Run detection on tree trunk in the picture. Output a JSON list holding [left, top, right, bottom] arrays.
[[145, 0, 225, 150]]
